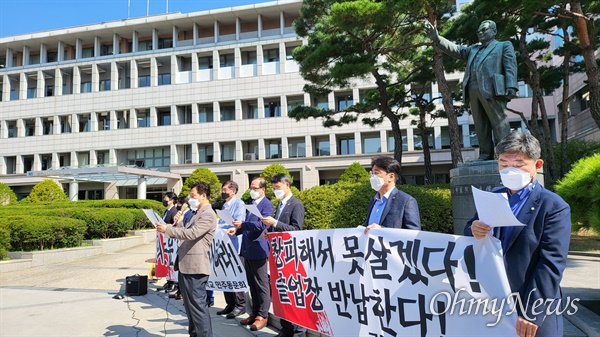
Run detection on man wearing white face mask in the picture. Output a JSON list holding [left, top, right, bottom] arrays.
[[363, 156, 421, 234], [464, 131, 571, 337]]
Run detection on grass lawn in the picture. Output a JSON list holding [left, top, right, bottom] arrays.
[[570, 228, 600, 252]]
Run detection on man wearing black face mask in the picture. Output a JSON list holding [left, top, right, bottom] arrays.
[[216, 181, 247, 318], [158, 192, 179, 292]]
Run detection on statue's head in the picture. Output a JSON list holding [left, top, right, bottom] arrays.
[[477, 20, 497, 44]]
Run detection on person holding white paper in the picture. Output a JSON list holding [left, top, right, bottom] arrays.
[[215, 181, 247, 319], [464, 131, 571, 337]]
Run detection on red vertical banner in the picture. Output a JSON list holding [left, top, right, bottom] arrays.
[[155, 232, 169, 278]]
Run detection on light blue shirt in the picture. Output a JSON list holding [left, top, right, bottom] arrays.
[[367, 187, 394, 226], [219, 196, 247, 251]]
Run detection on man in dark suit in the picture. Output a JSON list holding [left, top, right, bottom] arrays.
[[364, 156, 421, 234], [425, 20, 518, 161], [159, 192, 179, 292], [261, 173, 306, 337], [230, 177, 273, 332], [464, 131, 571, 337], [157, 182, 216, 337]]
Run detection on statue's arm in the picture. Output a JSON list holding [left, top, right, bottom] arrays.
[[423, 21, 469, 61], [502, 41, 518, 90]]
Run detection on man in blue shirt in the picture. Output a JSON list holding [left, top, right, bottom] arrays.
[[364, 156, 421, 233], [464, 131, 571, 337], [215, 181, 247, 319]]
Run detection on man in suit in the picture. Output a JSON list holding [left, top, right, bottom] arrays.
[[425, 20, 518, 161], [159, 192, 179, 292], [464, 131, 571, 337], [364, 156, 421, 234], [261, 173, 306, 337], [230, 178, 273, 332], [216, 181, 247, 319], [157, 182, 216, 337]]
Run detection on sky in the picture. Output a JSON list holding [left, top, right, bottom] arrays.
[[0, 0, 275, 38]]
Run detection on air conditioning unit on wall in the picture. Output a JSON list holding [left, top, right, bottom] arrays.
[[244, 153, 255, 161]]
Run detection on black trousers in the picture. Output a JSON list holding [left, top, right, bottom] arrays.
[[244, 258, 270, 318], [280, 319, 307, 337], [224, 290, 246, 311], [179, 272, 212, 337]]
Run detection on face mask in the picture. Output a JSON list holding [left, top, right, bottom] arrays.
[[162, 200, 169, 207], [370, 174, 385, 191], [500, 166, 534, 190], [188, 197, 200, 211], [249, 190, 260, 200], [221, 192, 230, 200], [273, 189, 286, 200]]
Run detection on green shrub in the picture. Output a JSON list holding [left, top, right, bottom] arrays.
[[260, 164, 292, 200], [338, 162, 369, 183], [23, 180, 68, 203], [296, 181, 453, 233], [181, 168, 222, 204], [0, 216, 86, 251], [555, 153, 600, 233], [553, 139, 600, 175], [0, 182, 17, 206], [0, 226, 10, 258], [68, 208, 135, 239]]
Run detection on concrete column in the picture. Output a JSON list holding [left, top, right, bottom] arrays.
[[434, 126, 442, 150], [90, 111, 98, 132], [150, 107, 157, 127], [109, 149, 118, 165], [19, 73, 27, 100], [113, 33, 120, 55], [281, 137, 289, 159], [191, 52, 198, 83], [235, 99, 242, 120], [110, 110, 117, 130], [75, 38, 82, 59], [258, 139, 266, 160], [130, 59, 138, 89], [6, 48, 14, 67], [212, 49, 219, 80], [407, 128, 415, 151], [172, 26, 178, 48], [355, 131, 362, 154], [280, 11, 285, 35], [69, 180, 79, 201], [380, 129, 388, 154], [52, 153, 60, 169], [70, 151, 78, 167], [0, 121, 6, 139], [33, 154, 41, 171], [214, 21, 219, 43], [328, 92, 335, 111], [132, 31, 138, 52], [54, 68, 63, 96], [73, 66, 81, 94], [258, 14, 263, 38], [280, 95, 288, 117], [304, 135, 313, 158], [16, 155, 24, 174], [193, 23, 198, 45], [213, 141, 221, 163], [35, 117, 43, 136], [22, 46, 30, 66], [0, 157, 6, 175], [104, 182, 119, 199], [235, 140, 243, 163], [191, 143, 199, 163], [111, 61, 118, 91], [235, 17, 240, 41], [301, 164, 320, 190], [257, 97, 265, 119], [129, 108, 137, 129], [167, 178, 183, 195], [304, 93, 311, 106], [256, 44, 263, 76], [92, 63, 100, 92], [170, 54, 177, 84], [37, 70, 45, 98], [191, 103, 199, 124], [234, 47, 241, 78], [213, 101, 220, 122], [17, 119, 25, 137], [329, 133, 337, 156], [2, 75, 10, 102], [57, 41, 64, 62], [137, 177, 147, 200], [94, 36, 101, 57], [150, 57, 158, 87], [170, 144, 178, 166], [90, 150, 97, 165], [152, 28, 159, 51]]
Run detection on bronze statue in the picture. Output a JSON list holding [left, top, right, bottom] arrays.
[[425, 20, 518, 161]]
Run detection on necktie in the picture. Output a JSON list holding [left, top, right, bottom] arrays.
[[275, 202, 284, 220], [501, 193, 521, 252]]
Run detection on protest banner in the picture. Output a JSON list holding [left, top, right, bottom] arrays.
[[207, 228, 249, 292], [268, 227, 518, 337]]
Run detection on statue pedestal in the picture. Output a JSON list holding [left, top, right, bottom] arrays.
[[450, 161, 500, 235]]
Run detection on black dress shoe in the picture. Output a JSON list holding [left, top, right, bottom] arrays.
[[226, 308, 246, 319], [208, 301, 214, 307], [216, 307, 233, 315]]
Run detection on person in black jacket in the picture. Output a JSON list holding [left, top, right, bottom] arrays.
[[261, 173, 306, 337]]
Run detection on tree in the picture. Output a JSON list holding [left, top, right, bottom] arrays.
[[181, 168, 222, 205], [0, 182, 17, 205], [24, 180, 68, 203], [290, 0, 425, 180], [338, 162, 369, 183]]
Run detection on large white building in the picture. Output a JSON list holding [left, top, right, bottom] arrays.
[[0, 0, 556, 201]]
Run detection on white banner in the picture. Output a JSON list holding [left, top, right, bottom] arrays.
[[268, 227, 518, 337], [207, 228, 249, 292]]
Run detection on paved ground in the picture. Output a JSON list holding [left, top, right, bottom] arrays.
[[0, 242, 598, 337]]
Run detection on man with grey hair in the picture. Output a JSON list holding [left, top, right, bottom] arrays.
[[424, 19, 518, 161], [464, 131, 571, 337]]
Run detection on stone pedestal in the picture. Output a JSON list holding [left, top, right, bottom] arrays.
[[450, 161, 500, 235]]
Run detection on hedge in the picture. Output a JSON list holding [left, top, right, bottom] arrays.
[[0, 182, 17, 206], [0, 226, 10, 258], [555, 153, 600, 233], [296, 181, 453, 233], [0, 216, 86, 252]]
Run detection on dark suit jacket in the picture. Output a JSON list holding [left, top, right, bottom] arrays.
[[237, 197, 273, 260], [435, 37, 518, 102], [364, 187, 421, 230], [163, 206, 178, 225], [270, 195, 304, 233], [464, 183, 571, 332]]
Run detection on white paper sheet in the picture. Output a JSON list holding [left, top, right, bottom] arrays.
[[143, 209, 165, 226], [244, 203, 263, 218], [471, 186, 525, 227], [216, 208, 235, 226]]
